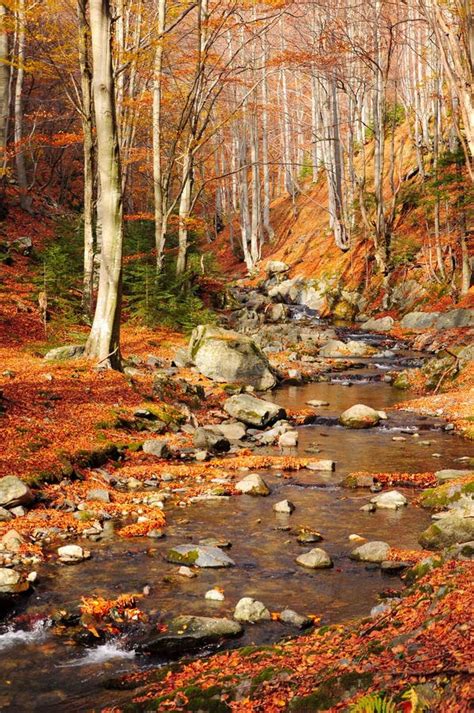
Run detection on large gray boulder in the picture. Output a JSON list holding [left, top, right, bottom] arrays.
[[435, 309, 474, 329], [339, 404, 381, 429], [224, 393, 286, 428], [141, 616, 242, 656], [189, 325, 276, 390], [400, 312, 440, 331], [419, 511, 474, 549], [371, 490, 408, 510], [435, 469, 474, 482], [166, 544, 235, 568], [0, 476, 34, 509]]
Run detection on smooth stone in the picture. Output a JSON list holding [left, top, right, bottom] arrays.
[[296, 529, 323, 544], [0, 507, 13, 522], [381, 560, 411, 572], [419, 511, 474, 549], [435, 469, 473, 482], [279, 609, 311, 629], [306, 400, 329, 407], [193, 427, 230, 454], [235, 473, 270, 496], [0, 568, 28, 594], [1, 529, 24, 553], [278, 431, 299, 448], [340, 404, 381, 429], [306, 460, 335, 471], [205, 589, 225, 601], [273, 499, 295, 514], [177, 566, 196, 578], [296, 548, 333, 569], [0, 476, 34, 509], [166, 545, 235, 568], [234, 597, 271, 622], [224, 394, 286, 428], [350, 541, 390, 563], [360, 503, 376, 513], [141, 616, 242, 656], [57, 545, 91, 563], [218, 422, 247, 441], [370, 490, 408, 510]]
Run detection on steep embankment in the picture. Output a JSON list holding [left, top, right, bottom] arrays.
[[214, 124, 473, 320]]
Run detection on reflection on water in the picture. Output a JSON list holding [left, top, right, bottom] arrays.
[[0, 378, 472, 712]]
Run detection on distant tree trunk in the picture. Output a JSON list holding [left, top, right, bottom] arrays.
[[152, 0, 167, 271], [0, 3, 9, 217], [373, 0, 388, 276], [14, 0, 32, 213], [176, 147, 192, 275], [85, 0, 123, 370], [261, 36, 274, 241], [77, 0, 95, 320]]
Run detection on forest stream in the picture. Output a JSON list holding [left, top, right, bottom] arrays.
[[0, 328, 472, 712]]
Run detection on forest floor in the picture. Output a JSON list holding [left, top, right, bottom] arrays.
[[0, 210, 473, 711]]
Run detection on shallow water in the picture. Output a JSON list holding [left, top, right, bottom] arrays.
[[0, 368, 473, 711]]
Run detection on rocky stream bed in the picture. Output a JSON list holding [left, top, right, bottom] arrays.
[[0, 319, 473, 711]]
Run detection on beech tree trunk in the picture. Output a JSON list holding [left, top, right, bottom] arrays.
[[0, 3, 9, 179], [77, 0, 95, 320], [85, 0, 123, 370], [14, 0, 32, 213], [152, 0, 167, 271]]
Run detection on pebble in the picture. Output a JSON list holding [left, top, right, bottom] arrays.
[[177, 566, 196, 578], [348, 534, 365, 542], [273, 500, 295, 514]]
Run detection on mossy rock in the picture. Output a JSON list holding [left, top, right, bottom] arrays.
[[72, 444, 121, 469], [420, 478, 474, 509], [393, 371, 411, 390], [289, 672, 373, 711]]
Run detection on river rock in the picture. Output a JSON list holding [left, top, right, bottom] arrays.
[[361, 316, 394, 332], [266, 303, 289, 323], [400, 312, 440, 331], [280, 609, 311, 629], [435, 308, 474, 329], [141, 616, 242, 656], [234, 597, 271, 622], [44, 344, 85, 361], [340, 404, 381, 429], [306, 460, 335, 471], [189, 325, 276, 390], [1, 529, 24, 553], [224, 393, 285, 427], [193, 427, 230, 453], [235, 473, 270, 496], [266, 260, 290, 276], [273, 499, 295, 514], [57, 545, 91, 563], [142, 439, 171, 458], [371, 490, 408, 510], [350, 541, 390, 562], [296, 529, 323, 544], [0, 476, 34, 509], [0, 507, 13, 522], [296, 548, 333, 569], [178, 566, 196, 578], [278, 431, 298, 448], [218, 422, 247, 441], [306, 399, 329, 407], [205, 588, 225, 601], [166, 544, 235, 568], [0, 568, 28, 594], [419, 511, 474, 549]]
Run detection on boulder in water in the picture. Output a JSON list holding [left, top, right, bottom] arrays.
[[234, 597, 271, 622], [166, 545, 235, 568], [350, 541, 390, 563], [0, 476, 34, 509], [224, 393, 285, 428], [340, 404, 381, 429]]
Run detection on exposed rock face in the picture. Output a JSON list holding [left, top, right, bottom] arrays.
[[141, 616, 242, 656], [339, 404, 381, 429], [0, 476, 34, 509], [350, 541, 390, 563], [166, 544, 235, 568], [319, 340, 372, 358], [296, 548, 333, 569], [217, 422, 247, 441], [234, 597, 271, 622], [279, 609, 311, 629], [224, 394, 286, 428], [419, 511, 474, 549], [435, 469, 474, 482], [189, 325, 276, 390], [44, 344, 85, 361], [235, 474, 270, 496]]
